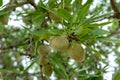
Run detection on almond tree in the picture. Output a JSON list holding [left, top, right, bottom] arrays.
[[0, 0, 120, 80]]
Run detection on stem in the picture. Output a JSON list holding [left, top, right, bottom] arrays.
[[110, 0, 119, 13], [40, 65, 44, 80]]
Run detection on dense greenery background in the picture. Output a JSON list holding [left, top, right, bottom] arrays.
[[0, 0, 120, 80]]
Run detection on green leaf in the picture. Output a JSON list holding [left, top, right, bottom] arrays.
[[97, 37, 120, 43], [31, 29, 50, 40], [31, 29, 64, 40], [113, 72, 120, 80], [0, 0, 2, 6], [64, 0, 71, 5], [48, 29, 64, 35], [23, 61, 36, 73], [75, 27, 92, 37], [76, 4, 90, 23], [49, 53, 68, 78], [0, 69, 21, 74], [84, 12, 113, 24], [73, 0, 83, 10], [84, 0, 93, 5], [91, 28, 109, 36], [57, 9, 71, 22], [85, 22, 111, 27], [87, 76, 103, 80], [32, 12, 46, 26]]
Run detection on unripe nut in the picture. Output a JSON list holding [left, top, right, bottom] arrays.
[[38, 45, 51, 56], [39, 56, 49, 66], [67, 43, 85, 62], [42, 64, 52, 77], [50, 36, 69, 51]]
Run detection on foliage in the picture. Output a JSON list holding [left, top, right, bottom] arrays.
[[0, 0, 120, 80]]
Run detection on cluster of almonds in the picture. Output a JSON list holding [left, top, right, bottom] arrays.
[[50, 36, 85, 62], [38, 45, 52, 77], [38, 35, 85, 77]]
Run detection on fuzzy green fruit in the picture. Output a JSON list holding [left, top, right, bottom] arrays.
[[39, 56, 49, 66], [67, 43, 85, 62], [42, 64, 52, 77], [50, 36, 69, 51], [38, 45, 51, 56]]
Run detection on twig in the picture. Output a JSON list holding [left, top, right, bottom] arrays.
[[110, 0, 120, 19], [3, 1, 28, 11], [27, 0, 37, 10], [0, 45, 18, 50], [40, 65, 44, 80], [19, 52, 35, 59], [110, 0, 119, 13], [1, 0, 37, 11]]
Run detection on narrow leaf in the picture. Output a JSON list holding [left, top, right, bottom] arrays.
[[31, 29, 64, 40], [85, 12, 113, 24], [97, 37, 120, 43], [76, 4, 90, 23], [32, 13, 46, 26], [0, 69, 21, 74], [48, 29, 64, 35], [23, 61, 36, 73], [57, 9, 72, 22], [85, 22, 111, 27], [91, 28, 109, 36]]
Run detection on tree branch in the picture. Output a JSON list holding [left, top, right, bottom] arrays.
[[40, 65, 44, 80], [110, 0, 119, 13], [3, 1, 28, 11], [27, 0, 37, 10], [2, 0, 37, 12], [0, 45, 18, 50], [110, 0, 120, 19]]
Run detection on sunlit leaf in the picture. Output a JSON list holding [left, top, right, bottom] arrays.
[[31, 29, 64, 40], [85, 22, 111, 27], [97, 37, 120, 43], [76, 4, 90, 23], [90, 28, 109, 36], [57, 9, 72, 22], [32, 12, 46, 26], [84, 12, 113, 24]]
